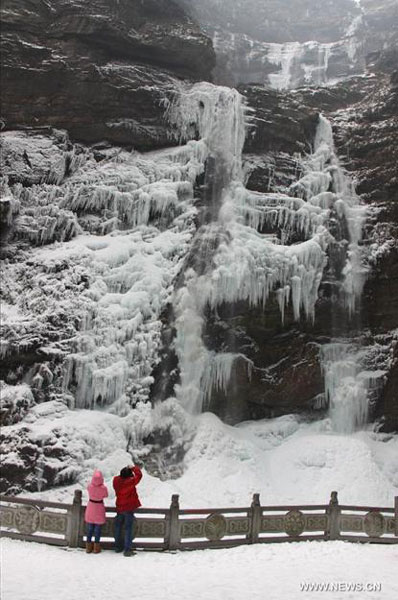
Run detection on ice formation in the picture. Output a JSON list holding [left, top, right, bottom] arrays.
[[2, 134, 208, 412], [266, 36, 361, 90], [168, 83, 328, 411], [210, 7, 364, 90], [0, 81, 377, 433], [266, 6, 364, 90], [167, 82, 372, 416], [313, 116, 378, 435], [267, 41, 335, 89], [322, 344, 386, 434], [314, 115, 368, 315]]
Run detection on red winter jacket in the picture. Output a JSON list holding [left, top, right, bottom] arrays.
[[113, 466, 142, 513]]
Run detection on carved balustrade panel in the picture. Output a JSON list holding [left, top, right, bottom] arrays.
[[226, 516, 250, 535], [136, 519, 166, 538], [0, 506, 17, 528], [261, 511, 327, 537], [39, 511, 68, 534], [102, 518, 115, 537], [386, 516, 396, 535], [101, 516, 166, 538], [79, 514, 86, 536], [305, 514, 328, 531], [180, 519, 205, 538], [363, 511, 385, 537], [284, 510, 306, 537], [0, 504, 68, 536], [180, 515, 250, 539], [260, 515, 285, 533], [340, 515, 363, 533], [204, 514, 227, 541]]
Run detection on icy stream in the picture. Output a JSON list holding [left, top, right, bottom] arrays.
[[313, 117, 383, 433]]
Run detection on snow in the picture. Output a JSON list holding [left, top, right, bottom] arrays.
[[0, 303, 27, 324], [2, 538, 398, 600], [14, 405, 398, 509], [166, 414, 398, 508], [4, 404, 397, 598], [2, 381, 398, 599], [0, 382, 35, 425]]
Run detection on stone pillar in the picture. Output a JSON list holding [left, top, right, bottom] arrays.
[[250, 493, 261, 544], [394, 496, 398, 537], [167, 494, 180, 551], [327, 490, 340, 540], [67, 489, 83, 548]]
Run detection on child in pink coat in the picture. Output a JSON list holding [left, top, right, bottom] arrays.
[[84, 470, 108, 553]]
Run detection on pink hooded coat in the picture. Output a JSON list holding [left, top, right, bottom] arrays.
[[84, 470, 108, 525]]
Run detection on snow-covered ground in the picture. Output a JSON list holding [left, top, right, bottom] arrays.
[[4, 402, 397, 600], [2, 538, 397, 600], [19, 404, 398, 509]]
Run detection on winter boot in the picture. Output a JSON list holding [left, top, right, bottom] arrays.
[[86, 542, 93, 554], [93, 543, 101, 554]]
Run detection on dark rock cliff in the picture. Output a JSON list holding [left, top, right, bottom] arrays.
[[1, 0, 216, 148]]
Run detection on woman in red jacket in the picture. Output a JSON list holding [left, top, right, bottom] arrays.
[[113, 464, 142, 557]]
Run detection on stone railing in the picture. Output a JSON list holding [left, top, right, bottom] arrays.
[[1, 491, 397, 549]]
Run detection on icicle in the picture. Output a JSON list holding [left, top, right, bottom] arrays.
[[321, 344, 385, 434], [173, 269, 209, 415], [201, 352, 236, 404]]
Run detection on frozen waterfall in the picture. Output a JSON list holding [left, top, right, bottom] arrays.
[[167, 84, 372, 416], [322, 344, 385, 434], [21, 82, 374, 423], [314, 116, 380, 433], [210, 7, 365, 90], [265, 7, 364, 90]]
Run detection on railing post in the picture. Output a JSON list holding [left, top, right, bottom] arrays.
[[167, 494, 180, 551], [327, 491, 340, 540], [250, 493, 261, 544], [67, 489, 83, 548], [395, 496, 398, 537]]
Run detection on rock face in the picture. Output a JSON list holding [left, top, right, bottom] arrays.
[[1, 0, 215, 147], [179, 0, 359, 44], [179, 0, 398, 89]]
